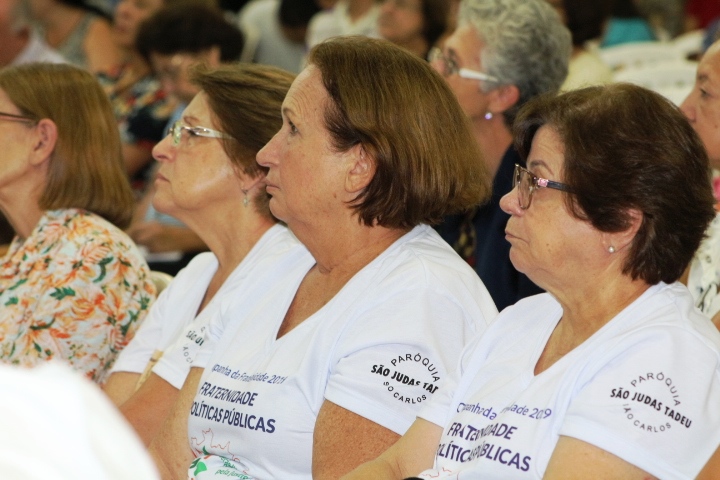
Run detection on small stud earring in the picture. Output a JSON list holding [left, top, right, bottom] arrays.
[[484, 111, 493, 120], [242, 189, 249, 208], [608, 246, 616, 254]]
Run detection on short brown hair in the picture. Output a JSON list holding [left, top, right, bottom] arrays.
[[190, 63, 295, 218], [308, 36, 491, 229], [514, 83, 715, 284], [0, 63, 134, 229]]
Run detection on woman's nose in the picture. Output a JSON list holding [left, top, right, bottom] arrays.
[[500, 186, 523, 216]]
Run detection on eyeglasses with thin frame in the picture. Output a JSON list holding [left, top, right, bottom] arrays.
[[513, 164, 573, 210], [0, 111, 36, 123], [169, 120, 231, 147], [428, 47, 500, 84]]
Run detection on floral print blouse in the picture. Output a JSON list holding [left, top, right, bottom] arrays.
[[0, 209, 156, 383]]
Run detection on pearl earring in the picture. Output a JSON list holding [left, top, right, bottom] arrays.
[[608, 246, 616, 254], [484, 112, 493, 120]]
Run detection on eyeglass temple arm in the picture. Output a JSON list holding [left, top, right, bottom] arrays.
[[537, 178, 573, 192]]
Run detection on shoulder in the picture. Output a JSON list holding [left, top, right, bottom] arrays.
[[622, 283, 720, 348], [57, 209, 150, 270], [566, 284, 720, 392], [333, 226, 499, 335], [61, 209, 135, 246], [374, 226, 494, 306], [376, 226, 478, 284]]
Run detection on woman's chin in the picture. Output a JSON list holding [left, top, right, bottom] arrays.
[[508, 250, 530, 277], [151, 196, 178, 218]]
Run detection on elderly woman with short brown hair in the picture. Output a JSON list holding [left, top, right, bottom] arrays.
[[343, 83, 720, 479], [102, 64, 302, 450], [0, 62, 155, 382], [148, 36, 498, 479]]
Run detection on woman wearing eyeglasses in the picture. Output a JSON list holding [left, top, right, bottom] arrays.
[[102, 64, 308, 445], [0, 63, 155, 382], [431, 0, 571, 312], [342, 83, 720, 479]]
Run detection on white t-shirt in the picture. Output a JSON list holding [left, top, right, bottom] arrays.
[[0, 362, 158, 479], [306, 1, 380, 48], [239, 0, 306, 73], [12, 31, 67, 66], [418, 282, 720, 480], [186, 225, 498, 479], [111, 225, 304, 389], [154, 225, 312, 388]]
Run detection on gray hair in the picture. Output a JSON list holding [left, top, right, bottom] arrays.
[[460, 0, 571, 126]]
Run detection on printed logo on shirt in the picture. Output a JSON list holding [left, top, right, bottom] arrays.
[[609, 371, 691, 433], [182, 325, 206, 364], [435, 418, 532, 471], [189, 431, 255, 479], [370, 352, 442, 405]]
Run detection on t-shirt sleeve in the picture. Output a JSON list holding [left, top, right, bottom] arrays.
[[152, 309, 213, 389], [560, 327, 720, 479], [324, 289, 476, 435]]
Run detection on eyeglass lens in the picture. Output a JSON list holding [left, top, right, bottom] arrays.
[[171, 121, 182, 145], [514, 166, 532, 209]]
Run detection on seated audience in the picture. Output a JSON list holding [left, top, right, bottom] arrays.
[[343, 82, 720, 480], [99, 0, 215, 188], [306, 0, 380, 49], [0, 63, 155, 383], [103, 64, 298, 442], [376, 0, 449, 59], [128, 3, 246, 274], [432, 0, 571, 311], [0, 0, 65, 67], [238, 0, 321, 73], [681, 39, 720, 326], [0, 363, 159, 479], [148, 36, 498, 479], [548, 0, 613, 90], [26, 0, 122, 72]]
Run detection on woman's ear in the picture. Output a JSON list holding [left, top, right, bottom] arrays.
[[488, 84, 520, 116], [29, 118, 57, 166], [603, 208, 644, 254], [345, 144, 376, 195]]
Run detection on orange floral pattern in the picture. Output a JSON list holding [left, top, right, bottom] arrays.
[[0, 209, 156, 383]]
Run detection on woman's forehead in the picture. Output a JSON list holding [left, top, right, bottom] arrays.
[[283, 66, 327, 118]]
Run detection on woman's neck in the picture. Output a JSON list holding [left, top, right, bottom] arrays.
[[535, 275, 650, 375], [470, 114, 513, 180], [183, 203, 276, 278], [0, 199, 44, 241], [295, 217, 407, 281]]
